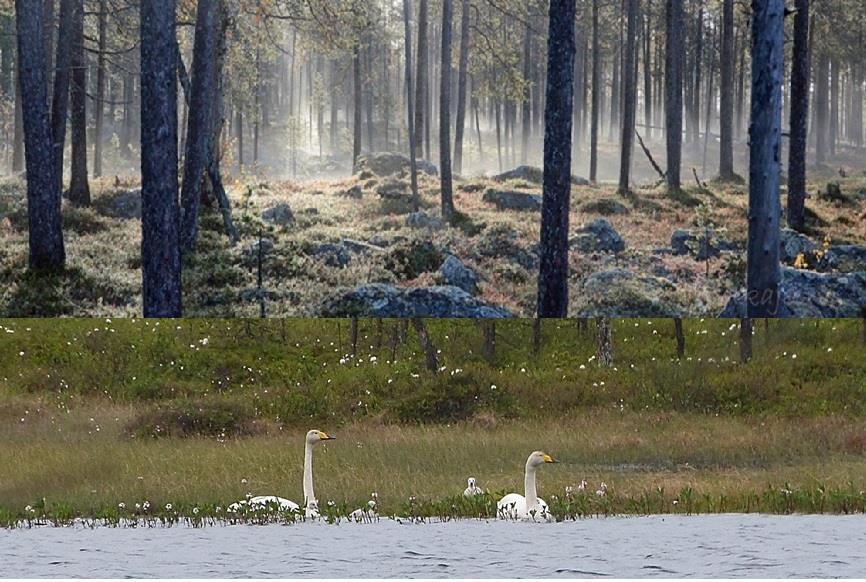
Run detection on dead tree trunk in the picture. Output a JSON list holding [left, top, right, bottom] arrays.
[[739, 317, 753, 362], [596, 317, 613, 367], [412, 318, 439, 372]]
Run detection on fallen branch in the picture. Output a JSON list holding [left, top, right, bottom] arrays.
[[692, 167, 708, 190], [635, 130, 666, 182]]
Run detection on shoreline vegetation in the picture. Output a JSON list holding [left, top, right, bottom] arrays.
[[2, 318, 866, 526]]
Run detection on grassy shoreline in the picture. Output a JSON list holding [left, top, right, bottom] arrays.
[[4, 413, 866, 525], [2, 319, 866, 525]]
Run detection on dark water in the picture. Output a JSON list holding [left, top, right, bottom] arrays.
[[2, 514, 865, 578]]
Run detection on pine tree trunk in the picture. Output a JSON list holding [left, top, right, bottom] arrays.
[[68, 0, 90, 205], [50, 0, 73, 187], [590, 0, 600, 183], [521, 18, 532, 165], [453, 0, 470, 175], [718, 0, 736, 180], [787, 0, 809, 232], [618, 0, 638, 195], [140, 0, 182, 317], [537, 0, 576, 317], [746, 0, 783, 318], [180, 0, 219, 254], [402, 0, 420, 211], [439, 0, 454, 221], [815, 54, 829, 164], [415, 0, 428, 159], [93, 0, 106, 178], [352, 46, 362, 169], [15, 0, 65, 270], [665, 0, 684, 192]]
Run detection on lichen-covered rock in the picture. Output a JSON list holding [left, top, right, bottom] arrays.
[[581, 198, 630, 216], [482, 189, 543, 211], [376, 179, 409, 200], [474, 224, 539, 270], [309, 242, 353, 268], [440, 255, 478, 295], [308, 239, 385, 268], [493, 165, 545, 184], [385, 240, 444, 279], [573, 268, 683, 317], [262, 203, 295, 226], [406, 211, 444, 230], [719, 268, 866, 317], [341, 185, 363, 199], [102, 188, 142, 219], [670, 228, 736, 260], [354, 152, 438, 177], [319, 283, 511, 317], [492, 165, 589, 186], [818, 245, 866, 273], [570, 219, 626, 254], [779, 228, 818, 265]]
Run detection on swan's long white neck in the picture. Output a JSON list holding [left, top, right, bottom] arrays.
[[303, 440, 315, 508], [524, 458, 539, 512]]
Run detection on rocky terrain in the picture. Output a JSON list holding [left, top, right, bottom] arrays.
[[0, 152, 864, 317]]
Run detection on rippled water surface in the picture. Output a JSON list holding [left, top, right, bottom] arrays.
[[3, 514, 865, 577]]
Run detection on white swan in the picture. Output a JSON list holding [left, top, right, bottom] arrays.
[[349, 492, 379, 522], [229, 429, 335, 518], [497, 451, 558, 522], [463, 477, 483, 497]]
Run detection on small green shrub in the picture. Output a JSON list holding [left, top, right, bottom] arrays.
[[126, 400, 260, 439]]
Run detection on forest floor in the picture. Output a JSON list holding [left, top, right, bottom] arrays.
[[0, 144, 865, 317], [2, 319, 866, 520]]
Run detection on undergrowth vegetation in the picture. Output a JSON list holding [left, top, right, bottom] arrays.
[[1, 318, 865, 425]]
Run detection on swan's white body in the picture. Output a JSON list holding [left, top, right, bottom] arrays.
[[463, 477, 483, 497], [230, 430, 334, 518], [497, 451, 557, 522], [228, 495, 299, 513], [349, 499, 379, 521]]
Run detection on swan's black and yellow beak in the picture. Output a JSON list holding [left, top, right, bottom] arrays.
[[319, 432, 336, 441], [543, 454, 559, 464]]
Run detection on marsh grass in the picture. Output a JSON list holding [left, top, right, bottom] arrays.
[[4, 414, 866, 526], [2, 319, 866, 525]]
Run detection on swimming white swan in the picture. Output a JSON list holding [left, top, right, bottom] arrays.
[[497, 451, 558, 522], [463, 477, 483, 497], [229, 429, 335, 518]]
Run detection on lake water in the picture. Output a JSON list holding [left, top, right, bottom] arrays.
[[2, 514, 865, 578]]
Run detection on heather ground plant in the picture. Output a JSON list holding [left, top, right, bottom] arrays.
[[1, 154, 864, 317]]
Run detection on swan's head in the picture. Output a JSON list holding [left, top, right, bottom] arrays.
[[306, 429, 335, 445], [467, 477, 476, 488], [526, 451, 558, 468]]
